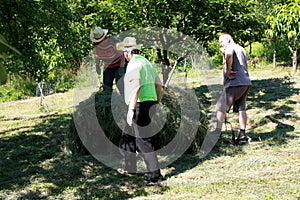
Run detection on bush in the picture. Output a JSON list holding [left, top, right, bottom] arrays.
[[0, 74, 35, 102], [0, 64, 7, 85], [262, 40, 290, 63], [0, 63, 78, 102], [245, 42, 266, 58], [207, 39, 223, 66]]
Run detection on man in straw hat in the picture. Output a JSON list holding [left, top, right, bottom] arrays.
[[90, 27, 126, 92], [117, 36, 164, 184]]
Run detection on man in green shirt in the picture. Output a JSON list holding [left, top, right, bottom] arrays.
[[118, 37, 164, 184]]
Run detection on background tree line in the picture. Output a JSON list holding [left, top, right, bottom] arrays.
[[0, 0, 299, 101]]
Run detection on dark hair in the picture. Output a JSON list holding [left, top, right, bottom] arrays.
[[131, 49, 140, 54]]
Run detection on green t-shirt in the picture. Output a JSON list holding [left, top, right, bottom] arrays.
[[124, 55, 158, 103]]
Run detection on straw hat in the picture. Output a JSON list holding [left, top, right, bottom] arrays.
[[117, 37, 143, 51], [90, 27, 108, 43]]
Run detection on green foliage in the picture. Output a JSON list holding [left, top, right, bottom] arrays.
[[0, 64, 7, 85], [245, 42, 269, 61], [52, 67, 76, 93], [249, 42, 266, 58], [0, 0, 298, 101], [266, 40, 290, 63], [0, 34, 21, 85], [207, 39, 223, 66], [0, 0, 90, 82], [266, 0, 300, 72], [0, 75, 35, 102], [267, 1, 300, 49]]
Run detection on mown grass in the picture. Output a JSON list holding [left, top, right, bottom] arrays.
[[0, 66, 299, 199]]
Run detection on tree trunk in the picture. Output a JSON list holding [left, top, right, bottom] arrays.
[[0, 64, 7, 85], [249, 42, 252, 58], [157, 48, 171, 84], [183, 58, 187, 85], [292, 47, 298, 74], [273, 40, 277, 68], [161, 62, 170, 84], [288, 45, 298, 74]]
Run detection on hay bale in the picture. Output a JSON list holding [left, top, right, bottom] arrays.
[[67, 87, 207, 155]]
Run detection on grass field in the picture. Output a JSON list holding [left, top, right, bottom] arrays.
[[0, 66, 299, 199]]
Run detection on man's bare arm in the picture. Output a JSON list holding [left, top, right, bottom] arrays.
[[225, 53, 236, 79], [129, 79, 140, 110]]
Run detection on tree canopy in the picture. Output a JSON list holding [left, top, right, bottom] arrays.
[[0, 0, 298, 89], [266, 0, 300, 73]]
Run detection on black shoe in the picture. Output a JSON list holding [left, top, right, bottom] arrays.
[[117, 168, 135, 176], [147, 175, 165, 185], [236, 134, 251, 144]]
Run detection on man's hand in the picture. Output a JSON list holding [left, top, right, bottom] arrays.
[[96, 65, 101, 75], [227, 70, 237, 79], [127, 109, 134, 126]]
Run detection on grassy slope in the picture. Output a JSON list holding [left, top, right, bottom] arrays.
[[0, 66, 299, 200]]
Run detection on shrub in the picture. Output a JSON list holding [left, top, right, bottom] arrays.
[[0, 74, 35, 102], [207, 39, 223, 66], [246, 42, 266, 58]]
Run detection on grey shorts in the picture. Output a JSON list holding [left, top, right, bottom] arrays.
[[216, 85, 250, 113]]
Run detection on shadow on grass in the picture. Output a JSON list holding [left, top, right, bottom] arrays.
[[179, 76, 300, 171], [247, 77, 299, 144], [195, 77, 299, 148], [0, 109, 168, 199], [1, 76, 299, 199]]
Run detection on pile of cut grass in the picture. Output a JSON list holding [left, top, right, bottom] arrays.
[[67, 87, 208, 156]]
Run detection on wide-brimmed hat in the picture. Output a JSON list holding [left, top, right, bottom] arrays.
[[117, 37, 143, 51], [90, 27, 108, 43]]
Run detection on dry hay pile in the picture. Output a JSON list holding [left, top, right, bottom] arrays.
[[67, 87, 208, 155]]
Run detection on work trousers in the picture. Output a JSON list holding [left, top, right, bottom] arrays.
[[103, 67, 123, 93], [122, 101, 161, 178]]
